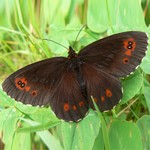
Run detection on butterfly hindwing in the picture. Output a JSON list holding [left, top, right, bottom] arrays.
[[79, 31, 148, 77], [49, 67, 89, 122], [81, 63, 122, 111], [2, 57, 68, 106]]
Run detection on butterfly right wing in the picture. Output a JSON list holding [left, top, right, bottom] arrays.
[[81, 63, 122, 111]]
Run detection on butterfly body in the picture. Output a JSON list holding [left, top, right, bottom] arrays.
[[2, 31, 148, 122]]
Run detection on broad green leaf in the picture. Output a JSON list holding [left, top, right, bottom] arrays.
[[121, 70, 143, 104], [115, 0, 146, 29], [92, 129, 104, 150], [137, 115, 150, 150], [87, 0, 147, 33], [141, 39, 150, 74], [141, 55, 150, 74], [109, 120, 143, 149], [59, 122, 76, 149], [26, 107, 59, 124], [87, 0, 109, 33], [60, 110, 100, 150]]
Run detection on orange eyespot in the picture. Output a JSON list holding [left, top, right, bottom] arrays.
[[31, 90, 38, 96], [106, 89, 112, 97], [125, 50, 132, 56], [123, 38, 136, 51], [101, 96, 105, 102], [123, 58, 129, 64], [25, 86, 31, 92], [15, 77, 27, 90], [79, 101, 84, 107], [64, 103, 70, 111], [73, 105, 77, 110]]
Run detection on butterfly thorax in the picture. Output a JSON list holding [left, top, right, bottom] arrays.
[[68, 46, 78, 59], [67, 46, 82, 70]]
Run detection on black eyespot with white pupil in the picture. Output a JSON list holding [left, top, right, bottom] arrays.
[[128, 41, 133, 45], [17, 80, 26, 88], [21, 83, 25, 88], [18, 81, 22, 85], [127, 45, 132, 49], [126, 41, 134, 49]]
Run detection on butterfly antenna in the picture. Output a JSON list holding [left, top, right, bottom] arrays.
[[73, 24, 87, 48], [32, 35, 69, 50], [40, 38, 69, 50]]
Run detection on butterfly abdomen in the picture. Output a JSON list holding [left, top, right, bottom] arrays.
[[69, 57, 88, 100]]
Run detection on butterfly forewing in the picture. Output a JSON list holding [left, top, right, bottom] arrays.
[[79, 31, 148, 77], [2, 57, 68, 106]]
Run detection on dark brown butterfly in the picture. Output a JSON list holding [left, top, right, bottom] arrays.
[[2, 31, 148, 122]]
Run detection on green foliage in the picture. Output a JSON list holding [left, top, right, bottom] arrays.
[[0, 0, 150, 149], [137, 115, 150, 149], [109, 120, 143, 149], [121, 69, 144, 104]]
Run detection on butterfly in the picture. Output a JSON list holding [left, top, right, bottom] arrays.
[[2, 31, 148, 122]]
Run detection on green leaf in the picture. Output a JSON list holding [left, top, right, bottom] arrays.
[[143, 86, 150, 112], [17, 118, 60, 133], [60, 110, 100, 150], [0, 87, 15, 106], [114, 0, 146, 28], [17, 118, 63, 150], [109, 120, 143, 149], [121, 70, 143, 104], [12, 132, 31, 150], [0, 107, 18, 150], [87, 0, 147, 33], [25, 107, 59, 124], [92, 128, 104, 150], [141, 0, 150, 26], [87, 0, 109, 33], [141, 41, 150, 74], [137, 115, 150, 150], [37, 130, 63, 150], [92, 97, 110, 149]]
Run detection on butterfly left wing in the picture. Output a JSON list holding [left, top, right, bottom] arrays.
[[79, 31, 148, 77]]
